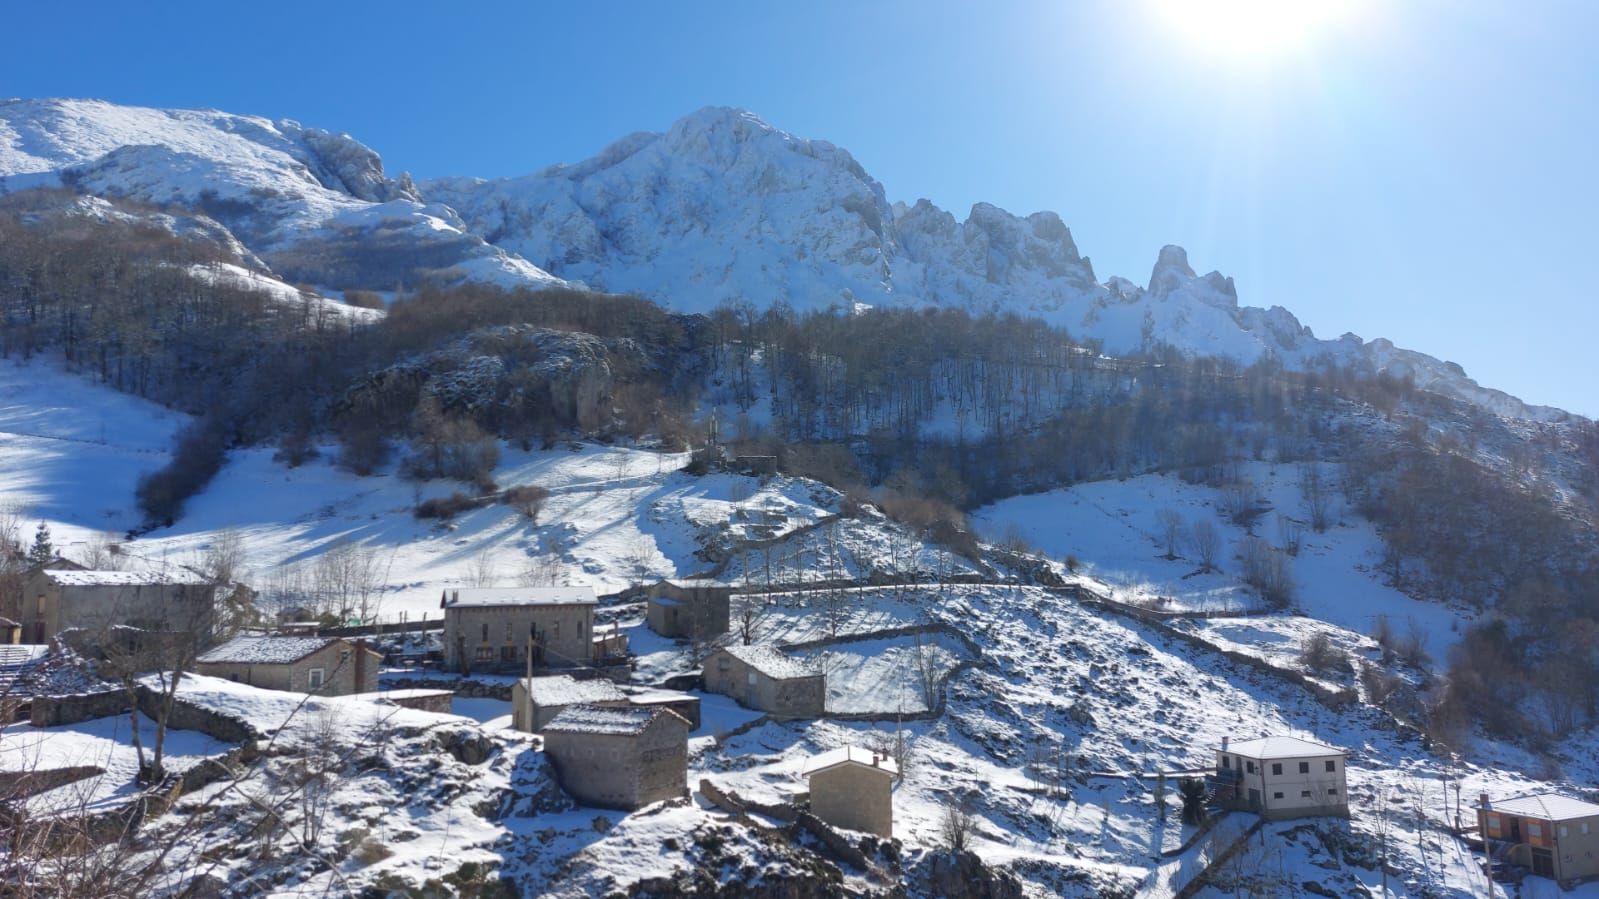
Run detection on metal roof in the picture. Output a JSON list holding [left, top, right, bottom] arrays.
[[1216, 735, 1345, 759], [1481, 793, 1599, 821]]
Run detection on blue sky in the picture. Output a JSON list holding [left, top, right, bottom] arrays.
[[4, 0, 1595, 414]]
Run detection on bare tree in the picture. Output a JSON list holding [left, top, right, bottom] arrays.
[[1155, 508, 1183, 560], [732, 591, 767, 645], [197, 527, 245, 586], [77, 531, 127, 570], [1276, 515, 1304, 557], [1298, 632, 1347, 675], [313, 542, 390, 623], [909, 627, 943, 711], [517, 550, 563, 587], [502, 484, 549, 522], [939, 794, 977, 852], [1301, 463, 1334, 532], [1190, 518, 1221, 572], [464, 546, 498, 588]]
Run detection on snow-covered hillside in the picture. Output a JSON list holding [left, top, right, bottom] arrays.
[[0, 98, 562, 291]]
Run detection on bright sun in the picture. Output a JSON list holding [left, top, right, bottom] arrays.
[[1155, 0, 1355, 57]]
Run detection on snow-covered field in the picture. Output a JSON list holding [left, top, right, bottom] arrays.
[[973, 464, 1474, 662]]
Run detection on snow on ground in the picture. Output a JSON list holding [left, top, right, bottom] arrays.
[[186, 261, 385, 324], [973, 463, 1473, 663], [0, 712, 232, 816], [794, 633, 969, 715]]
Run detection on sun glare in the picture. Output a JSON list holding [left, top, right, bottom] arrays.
[[1155, 0, 1355, 57]]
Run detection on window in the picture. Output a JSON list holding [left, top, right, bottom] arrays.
[[1271, 763, 1282, 775], [307, 667, 325, 690], [1328, 788, 1338, 796], [1246, 761, 1256, 774], [1299, 762, 1310, 774], [340, 650, 351, 663], [553, 622, 560, 638], [1487, 814, 1501, 834], [1325, 760, 1337, 773], [481, 623, 489, 642], [36, 595, 45, 613], [747, 671, 757, 686], [1529, 823, 1543, 838], [1560, 826, 1569, 839], [1301, 790, 1312, 798], [475, 646, 494, 661], [1583, 823, 1591, 835], [500, 646, 517, 662], [1273, 792, 1284, 800], [1222, 756, 1231, 770]]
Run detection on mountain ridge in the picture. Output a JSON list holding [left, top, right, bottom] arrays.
[[0, 97, 1566, 421]]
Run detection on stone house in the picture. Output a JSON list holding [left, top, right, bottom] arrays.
[[512, 674, 628, 732], [804, 746, 897, 837], [645, 578, 731, 640], [702, 643, 825, 718], [195, 635, 380, 696], [1477, 792, 1599, 883], [440, 586, 598, 674], [1208, 735, 1349, 820], [541, 704, 691, 811], [20, 569, 217, 646]]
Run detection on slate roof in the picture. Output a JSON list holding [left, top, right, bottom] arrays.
[[440, 586, 596, 608], [40, 569, 212, 587], [197, 636, 336, 665], [543, 704, 687, 736], [719, 643, 821, 680], [1217, 736, 1345, 759], [524, 674, 625, 707], [803, 745, 899, 778]]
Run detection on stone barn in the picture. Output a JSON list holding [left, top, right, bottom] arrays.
[[512, 674, 627, 732], [20, 569, 217, 646], [196, 635, 380, 696], [440, 586, 598, 674], [645, 578, 731, 640], [541, 705, 691, 811], [805, 746, 897, 837], [702, 643, 825, 718]]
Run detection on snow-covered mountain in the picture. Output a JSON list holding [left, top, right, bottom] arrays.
[[425, 107, 1561, 421], [0, 98, 1563, 420], [0, 98, 562, 291]]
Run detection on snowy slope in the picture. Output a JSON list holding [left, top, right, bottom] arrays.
[[426, 107, 1562, 421], [0, 98, 563, 292]]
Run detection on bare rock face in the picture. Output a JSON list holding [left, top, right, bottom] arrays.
[[921, 850, 1026, 899]]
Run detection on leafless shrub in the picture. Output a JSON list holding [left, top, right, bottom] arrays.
[[1189, 519, 1221, 572], [1298, 632, 1347, 675], [502, 484, 549, 522]]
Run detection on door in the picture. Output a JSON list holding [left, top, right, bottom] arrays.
[[1532, 848, 1554, 878], [1247, 788, 1261, 809], [1510, 819, 1522, 843]]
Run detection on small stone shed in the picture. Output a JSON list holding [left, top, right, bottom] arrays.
[[541, 704, 691, 811], [804, 746, 898, 837], [702, 643, 825, 718], [645, 578, 732, 640], [512, 674, 627, 732], [196, 635, 380, 696]]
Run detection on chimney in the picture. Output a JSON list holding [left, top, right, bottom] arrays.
[[452, 589, 459, 603], [1221, 736, 1229, 752], [354, 638, 369, 693], [1480, 792, 1491, 811]]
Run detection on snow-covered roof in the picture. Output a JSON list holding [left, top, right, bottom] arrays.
[[40, 569, 212, 587], [803, 745, 899, 778], [1218, 735, 1344, 759], [197, 636, 336, 665], [655, 577, 730, 589], [440, 586, 596, 608], [719, 643, 822, 681], [0, 644, 49, 668], [0, 616, 19, 628], [524, 674, 625, 706], [543, 704, 686, 736], [1482, 793, 1599, 821], [622, 686, 698, 704]]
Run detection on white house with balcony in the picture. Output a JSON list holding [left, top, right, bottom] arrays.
[[1209, 735, 1349, 820]]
